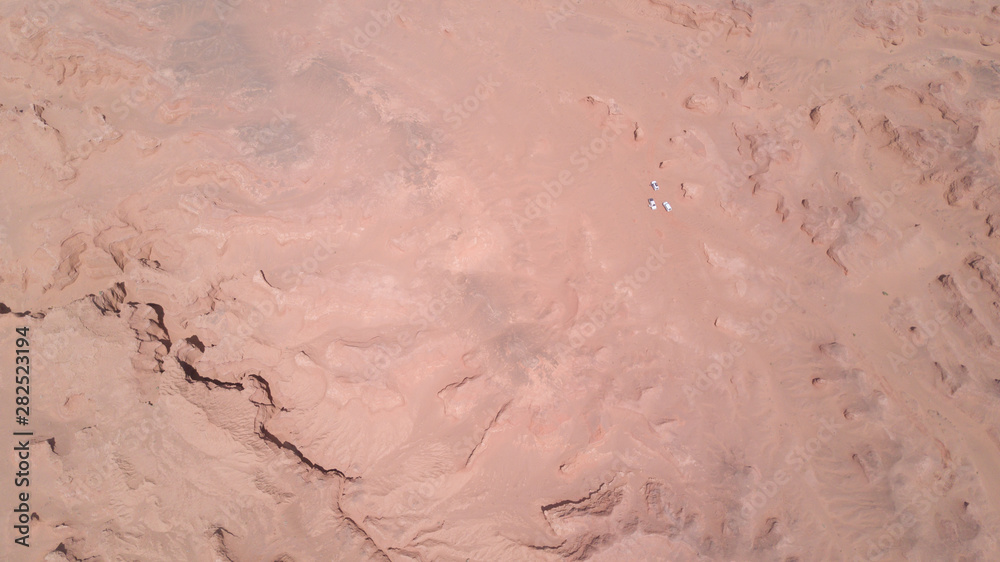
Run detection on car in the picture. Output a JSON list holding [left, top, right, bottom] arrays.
[[651, 180, 659, 191], [648, 198, 656, 210], [663, 201, 672, 212]]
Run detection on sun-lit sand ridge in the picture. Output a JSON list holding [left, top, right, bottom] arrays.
[[1, 0, 1000, 560]]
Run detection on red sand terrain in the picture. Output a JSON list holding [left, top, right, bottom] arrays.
[[1, 0, 1000, 560]]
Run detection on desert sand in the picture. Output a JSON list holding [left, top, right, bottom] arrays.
[[1, 0, 1000, 560]]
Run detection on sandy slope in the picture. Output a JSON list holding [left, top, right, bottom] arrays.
[[1, 0, 999, 560]]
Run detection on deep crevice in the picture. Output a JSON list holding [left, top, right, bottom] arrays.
[[179, 360, 243, 391], [257, 423, 353, 481], [145, 302, 170, 352], [248, 374, 275, 405], [185, 335, 206, 352]]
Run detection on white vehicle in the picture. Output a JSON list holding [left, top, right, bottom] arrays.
[[648, 198, 656, 210], [651, 180, 659, 191], [663, 201, 672, 212]]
